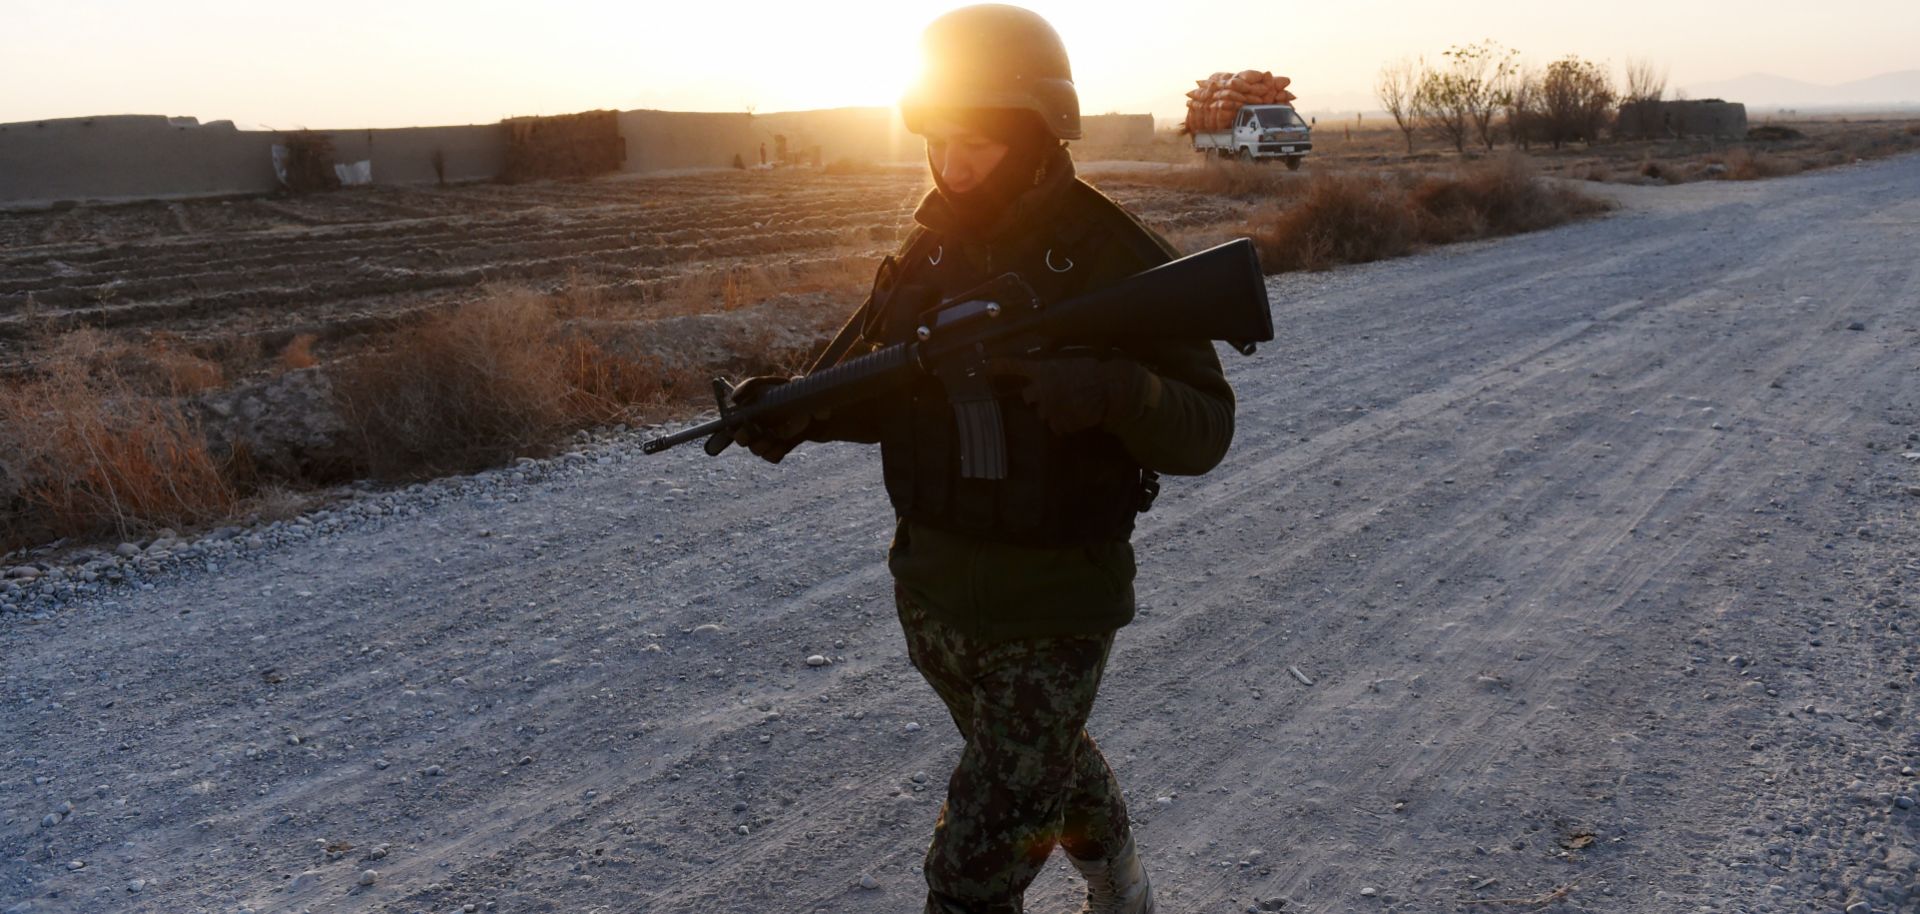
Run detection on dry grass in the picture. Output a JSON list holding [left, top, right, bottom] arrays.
[[329, 289, 634, 478], [1248, 172, 1418, 271], [323, 280, 823, 480], [1137, 160, 1307, 201], [1241, 155, 1609, 273], [1711, 147, 1803, 181], [1, 273, 832, 545], [30, 328, 226, 397], [656, 254, 874, 316], [1, 355, 236, 546], [1409, 154, 1612, 241], [277, 333, 318, 371]]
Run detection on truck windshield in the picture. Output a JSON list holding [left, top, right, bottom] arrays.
[[1256, 110, 1305, 129]]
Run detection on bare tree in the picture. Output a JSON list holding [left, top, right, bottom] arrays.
[[1414, 42, 1516, 153], [1376, 57, 1420, 154], [1623, 58, 1668, 103], [1505, 65, 1542, 149], [1616, 58, 1669, 138], [1540, 56, 1616, 148], [1458, 41, 1521, 150]]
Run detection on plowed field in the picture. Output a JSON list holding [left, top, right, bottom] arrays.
[[0, 167, 1245, 373]]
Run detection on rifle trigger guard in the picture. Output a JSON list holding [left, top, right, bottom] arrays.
[[1045, 249, 1073, 273]]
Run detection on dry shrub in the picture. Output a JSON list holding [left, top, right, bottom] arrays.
[[1246, 156, 1607, 273], [0, 360, 235, 544], [1249, 172, 1416, 271], [662, 256, 872, 316], [1718, 147, 1801, 181], [1907, 124, 1920, 137], [35, 329, 224, 397], [1409, 154, 1608, 244], [557, 336, 672, 424], [1747, 125, 1805, 142], [278, 333, 318, 371], [331, 291, 582, 477], [329, 287, 686, 478], [280, 131, 340, 194]]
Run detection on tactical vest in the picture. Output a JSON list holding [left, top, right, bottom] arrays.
[[859, 186, 1165, 547]]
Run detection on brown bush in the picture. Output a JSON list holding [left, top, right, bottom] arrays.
[[1717, 147, 1801, 181], [1, 360, 235, 545], [36, 329, 224, 397], [280, 131, 340, 194], [1245, 156, 1607, 273], [1409, 154, 1609, 243], [278, 333, 318, 371], [659, 256, 873, 317], [328, 287, 702, 479], [558, 336, 673, 424], [1249, 172, 1417, 272], [330, 291, 584, 477], [1747, 125, 1806, 142]]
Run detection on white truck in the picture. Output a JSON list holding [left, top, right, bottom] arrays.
[[1190, 104, 1312, 169]]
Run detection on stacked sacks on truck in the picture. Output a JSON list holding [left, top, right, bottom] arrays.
[[1183, 70, 1297, 133]]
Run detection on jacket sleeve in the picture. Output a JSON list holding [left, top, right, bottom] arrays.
[[1107, 337, 1236, 476], [1086, 205, 1239, 476]]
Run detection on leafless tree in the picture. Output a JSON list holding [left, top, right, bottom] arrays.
[[1376, 57, 1421, 154], [1415, 42, 1517, 153], [1540, 56, 1616, 148], [1414, 67, 1470, 154], [1505, 66, 1542, 149], [1616, 58, 1669, 138], [1623, 58, 1668, 103]]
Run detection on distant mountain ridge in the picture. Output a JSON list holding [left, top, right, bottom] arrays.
[[1682, 70, 1920, 109]]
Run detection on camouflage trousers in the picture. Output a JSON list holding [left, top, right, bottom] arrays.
[[896, 586, 1135, 914]]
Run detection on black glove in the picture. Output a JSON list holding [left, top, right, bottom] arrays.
[[728, 375, 818, 464], [986, 356, 1151, 436]]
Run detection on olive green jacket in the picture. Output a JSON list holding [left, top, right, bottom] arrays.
[[812, 157, 1237, 640]]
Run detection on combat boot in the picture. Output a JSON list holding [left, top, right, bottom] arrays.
[[1068, 835, 1155, 914]]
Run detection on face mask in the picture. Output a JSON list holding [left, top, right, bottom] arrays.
[[928, 117, 1058, 234]]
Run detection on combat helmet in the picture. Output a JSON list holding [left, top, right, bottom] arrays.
[[900, 4, 1081, 141]]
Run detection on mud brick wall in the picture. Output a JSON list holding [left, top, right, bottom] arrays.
[[1616, 100, 1750, 139], [0, 115, 506, 208], [0, 106, 1151, 207], [0, 116, 279, 205]]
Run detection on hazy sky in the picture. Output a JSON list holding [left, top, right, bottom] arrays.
[[2, 1, 1912, 128]]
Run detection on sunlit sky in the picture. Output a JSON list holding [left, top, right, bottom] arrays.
[[3, 1, 1913, 129]]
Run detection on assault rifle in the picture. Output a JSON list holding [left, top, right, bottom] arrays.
[[641, 238, 1273, 477]]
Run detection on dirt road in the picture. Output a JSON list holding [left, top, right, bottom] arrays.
[[4, 156, 1917, 914]]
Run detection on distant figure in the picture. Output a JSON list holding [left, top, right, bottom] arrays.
[[759, 142, 767, 166]]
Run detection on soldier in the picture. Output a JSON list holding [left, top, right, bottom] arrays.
[[733, 5, 1236, 912]]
